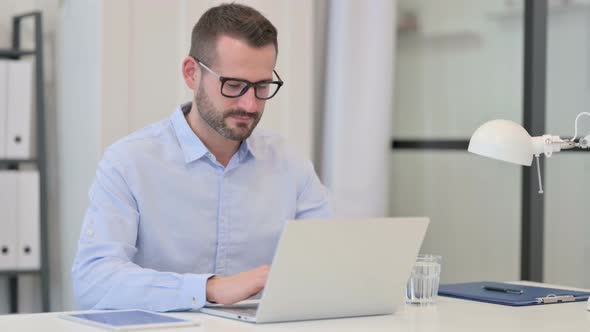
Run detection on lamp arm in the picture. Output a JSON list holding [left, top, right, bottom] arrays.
[[559, 139, 577, 150], [530, 136, 574, 195], [531, 135, 571, 157], [570, 112, 590, 142], [577, 133, 590, 149]]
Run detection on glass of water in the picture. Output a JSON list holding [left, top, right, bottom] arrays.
[[405, 254, 442, 306]]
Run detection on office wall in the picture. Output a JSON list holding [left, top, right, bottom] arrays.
[[391, 0, 524, 283], [321, 0, 395, 217], [55, 0, 103, 313], [544, 3, 590, 289], [394, 0, 523, 139], [392, 0, 590, 288]]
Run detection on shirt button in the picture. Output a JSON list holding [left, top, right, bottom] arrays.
[[86, 229, 94, 237], [218, 259, 224, 265]]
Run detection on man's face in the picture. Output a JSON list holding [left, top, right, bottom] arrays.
[[195, 36, 277, 141]]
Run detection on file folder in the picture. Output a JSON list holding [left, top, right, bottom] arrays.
[[16, 170, 40, 270], [5, 59, 34, 159], [0, 61, 7, 158], [439, 281, 590, 306], [0, 171, 18, 270]]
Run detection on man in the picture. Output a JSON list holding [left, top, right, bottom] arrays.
[[72, 4, 331, 312]]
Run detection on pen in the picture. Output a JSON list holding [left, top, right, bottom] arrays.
[[483, 286, 523, 294]]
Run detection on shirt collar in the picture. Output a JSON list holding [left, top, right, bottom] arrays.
[[171, 103, 209, 164], [239, 137, 257, 162], [171, 103, 258, 164]]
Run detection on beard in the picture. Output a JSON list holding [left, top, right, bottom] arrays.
[[195, 83, 261, 141]]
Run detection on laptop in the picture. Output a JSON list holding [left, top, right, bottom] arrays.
[[200, 217, 430, 323]]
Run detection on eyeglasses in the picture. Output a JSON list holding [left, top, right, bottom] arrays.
[[195, 58, 284, 100]]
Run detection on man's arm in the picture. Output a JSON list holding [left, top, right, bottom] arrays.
[[206, 265, 269, 304], [72, 152, 216, 311], [72, 151, 266, 311], [295, 160, 333, 219]]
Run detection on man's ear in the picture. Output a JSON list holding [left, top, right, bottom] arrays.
[[182, 56, 200, 90]]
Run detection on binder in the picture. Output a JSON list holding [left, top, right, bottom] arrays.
[[0, 171, 18, 270], [5, 59, 34, 159], [16, 170, 40, 270], [439, 281, 590, 306], [0, 60, 7, 158]]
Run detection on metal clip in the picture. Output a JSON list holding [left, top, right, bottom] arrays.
[[536, 294, 575, 304]]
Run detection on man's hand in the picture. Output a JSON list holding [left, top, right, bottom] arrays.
[[206, 265, 270, 305]]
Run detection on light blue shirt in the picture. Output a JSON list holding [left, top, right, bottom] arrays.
[[72, 104, 332, 312]]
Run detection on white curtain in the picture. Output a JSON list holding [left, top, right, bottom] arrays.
[[321, 0, 396, 217]]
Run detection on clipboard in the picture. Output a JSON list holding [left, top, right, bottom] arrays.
[[438, 281, 590, 306]]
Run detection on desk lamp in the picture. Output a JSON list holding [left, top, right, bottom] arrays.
[[467, 112, 590, 311]]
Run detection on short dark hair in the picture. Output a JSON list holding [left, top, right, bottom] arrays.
[[189, 3, 278, 65]]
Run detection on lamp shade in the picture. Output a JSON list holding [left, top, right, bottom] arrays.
[[468, 119, 534, 166]]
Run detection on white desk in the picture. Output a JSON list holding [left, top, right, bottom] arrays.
[[2, 283, 589, 331]]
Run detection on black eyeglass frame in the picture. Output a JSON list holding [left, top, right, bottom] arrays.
[[193, 57, 284, 100]]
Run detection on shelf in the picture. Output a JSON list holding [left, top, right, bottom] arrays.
[[0, 159, 37, 165], [0, 270, 41, 276], [0, 49, 36, 59], [2, 11, 49, 313]]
